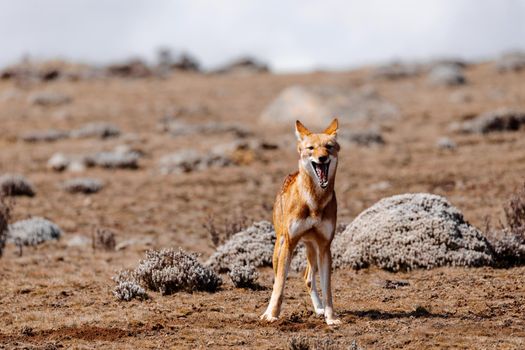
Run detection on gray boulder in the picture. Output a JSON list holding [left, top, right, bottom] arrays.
[[454, 108, 525, 134], [0, 174, 35, 197], [427, 64, 466, 86], [260, 85, 398, 127], [333, 193, 493, 271], [20, 129, 69, 143], [28, 91, 72, 106], [495, 51, 525, 73], [70, 122, 121, 139], [8, 217, 62, 246], [61, 178, 104, 194]]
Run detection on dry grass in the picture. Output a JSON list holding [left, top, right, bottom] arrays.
[[92, 228, 116, 251], [203, 210, 249, 247], [0, 194, 12, 257]]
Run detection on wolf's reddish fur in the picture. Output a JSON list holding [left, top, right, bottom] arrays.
[[260, 119, 341, 326]]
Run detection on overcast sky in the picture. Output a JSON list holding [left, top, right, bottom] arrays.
[[0, 0, 524, 72]]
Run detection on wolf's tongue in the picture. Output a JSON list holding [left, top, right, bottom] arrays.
[[316, 166, 326, 183]]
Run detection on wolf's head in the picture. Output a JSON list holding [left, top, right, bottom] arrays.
[[295, 118, 340, 189]]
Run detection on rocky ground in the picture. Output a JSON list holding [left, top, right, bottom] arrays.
[[0, 56, 525, 349]]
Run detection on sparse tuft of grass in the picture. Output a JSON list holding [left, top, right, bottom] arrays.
[[504, 182, 525, 235], [486, 181, 525, 267], [92, 228, 116, 251], [203, 210, 249, 247], [0, 195, 12, 257], [287, 336, 360, 350], [288, 335, 310, 350]]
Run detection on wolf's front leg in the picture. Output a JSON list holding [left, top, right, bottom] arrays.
[[304, 242, 324, 316], [260, 240, 293, 322]]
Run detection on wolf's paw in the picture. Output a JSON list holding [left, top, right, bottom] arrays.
[[314, 307, 325, 316], [326, 318, 342, 326], [260, 312, 279, 323]]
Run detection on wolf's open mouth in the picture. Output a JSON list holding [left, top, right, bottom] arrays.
[[311, 161, 330, 188]]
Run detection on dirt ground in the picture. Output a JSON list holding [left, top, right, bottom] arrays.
[[1, 62, 525, 349]]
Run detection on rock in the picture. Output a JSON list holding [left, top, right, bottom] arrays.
[[340, 128, 385, 146], [28, 91, 72, 106], [67, 235, 91, 247], [47, 153, 71, 171], [47, 153, 94, 172], [427, 64, 466, 86], [455, 108, 525, 134], [368, 181, 391, 192], [260, 85, 398, 127], [372, 61, 422, 80], [92, 151, 139, 169], [20, 129, 70, 143], [61, 178, 104, 194], [214, 57, 269, 74], [158, 149, 232, 174], [171, 53, 200, 72], [164, 121, 250, 138], [333, 193, 493, 271], [206, 221, 275, 273], [70, 122, 121, 139], [495, 51, 525, 73], [106, 59, 152, 78], [0, 174, 35, 197], [449, 90, 473, 104], [436, 137, 457, 150], [156, 49, 200, 73], [8, 217, 62, 246], [115, 237, 154, 251]]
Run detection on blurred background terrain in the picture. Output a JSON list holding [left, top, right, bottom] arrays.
[[0, 1, 525, 349]]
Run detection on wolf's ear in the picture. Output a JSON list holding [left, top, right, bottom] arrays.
[[323, 118, 338, 136], [295, 120, 312, 140]]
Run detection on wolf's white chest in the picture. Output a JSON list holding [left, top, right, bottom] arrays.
[[289, 217, 334, 241]]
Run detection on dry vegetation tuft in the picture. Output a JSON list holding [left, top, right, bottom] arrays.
[[113, 248, 222, 299], [203, 210, 249, 247], [228, 262, 259, 289], [0, 195, 12, 257], [486, 182, 525, 267], [92, 228, 116, 251]]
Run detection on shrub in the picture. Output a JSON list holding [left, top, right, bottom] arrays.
[[113, 281, 148, 301], [8, 217, 62, 247], [62, 178, 104, 194], [134, 248, 222, 295], [92, 228, 116, 251], [206, 221, 275, 273], [228, 263, 259, 289], [0, 174, 35, 197]]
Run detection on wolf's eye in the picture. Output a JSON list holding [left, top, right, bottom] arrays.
[[326, 144, 333, 150], [306, 146, 314, 150]]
